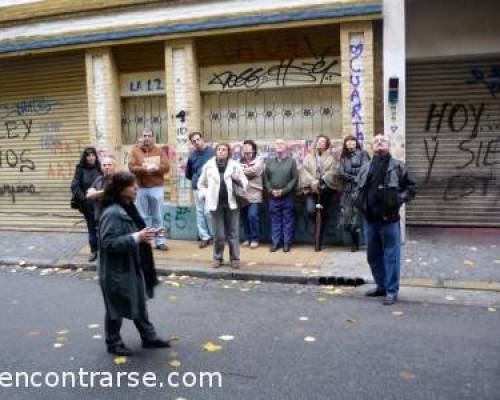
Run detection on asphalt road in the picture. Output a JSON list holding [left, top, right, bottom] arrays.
[[0, 266, 499, 400]]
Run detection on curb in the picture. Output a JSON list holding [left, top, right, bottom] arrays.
[[3, 259, 500, 292]]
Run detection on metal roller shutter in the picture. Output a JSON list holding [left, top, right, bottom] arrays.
[[0, 52, 89, 231], [406, 58, 500, 226]]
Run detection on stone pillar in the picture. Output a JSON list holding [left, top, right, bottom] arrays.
[[85, 47, 122, 160], [340, 21, 375, 145], [383, 0, 407, 239], [165, 39, 201, 205]]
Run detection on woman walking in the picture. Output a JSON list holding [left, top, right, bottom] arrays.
[[339, 135, 370, 251], [198, 143, 248, 269], [239, 140, 264, 249], [99, 171, 170, 356], [71, 147, 102, 262]]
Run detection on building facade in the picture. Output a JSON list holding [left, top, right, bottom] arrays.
[[0, 0, 383, 239]]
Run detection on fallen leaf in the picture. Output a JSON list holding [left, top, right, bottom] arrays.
[[169, 360, 181, 369], [346, 318, 357, 323], [299, 316, 309, 321], [168, 351, 179, 359], [57, 269, 71, 275], [464, 260, 476, 267], [445, 295, 456, 301], [26, 331, 40, 337], [469, 247, 478, 251], [392, 311, 404, 316], [57, 329, 69, 335], [168, 335, 180, 342], [222, 285, 232, 290], [494, 260, 500, 264], [405, 259, 412, 263], [166, 281, 181, 287], [167, 295, 178, 301], [88, 324, 100, 329], [218, 335, 234, 341], [53, 343, 64, 349], [240, 288, 250, 292], [19, 261, 26, 266], [92, 335, 102, 340], [113, 356, 127, 365], [304, 336, 316, 342], [400, 370, 415, 380], [316, 297, 327, 303], [488, 307, 496, 312], [55, 336, 67, 343], [202, 342, 222, 352], [76, 268, 84, 273], [28, 246, 35, 250], [246, 262, 257, 266]]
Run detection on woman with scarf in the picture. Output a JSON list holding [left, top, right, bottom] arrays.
[[99, 171, 170, 356], [71, 147, 102, 262], [198, 143, 248, 269], [339, 135, 370, 251]]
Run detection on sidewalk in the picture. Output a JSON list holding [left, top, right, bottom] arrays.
[[0, 227, 499, 290]]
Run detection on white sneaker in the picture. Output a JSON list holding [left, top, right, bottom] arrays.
[[242, 240, 250, 247], [250, 241, 259, 249]]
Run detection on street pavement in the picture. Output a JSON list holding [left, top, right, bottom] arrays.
[[1, 265, 499, 400]]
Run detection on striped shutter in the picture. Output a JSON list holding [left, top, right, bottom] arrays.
[[0, 52, 89, 231], [406, 59, 500, 226]]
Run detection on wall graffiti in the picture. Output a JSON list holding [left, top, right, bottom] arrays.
[[0, 183, 39, 203], [467, 65, 500, 98], [422, 97, 500, 205], [202, 56, 340, 91], [349, 36, 364, 142], [0, 98, 61, 120]]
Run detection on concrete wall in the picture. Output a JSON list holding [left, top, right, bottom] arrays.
[[407, 0, 500, 60]]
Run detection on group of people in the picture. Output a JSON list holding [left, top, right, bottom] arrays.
[[70, 129, 415, 356]]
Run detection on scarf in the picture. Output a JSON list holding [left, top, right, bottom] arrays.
[[121, 202, 159, 298]]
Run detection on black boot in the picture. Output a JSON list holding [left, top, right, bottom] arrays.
[[351, 231, 360, 252]]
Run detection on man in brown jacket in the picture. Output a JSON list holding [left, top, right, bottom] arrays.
[[128, 128, 170, 250]]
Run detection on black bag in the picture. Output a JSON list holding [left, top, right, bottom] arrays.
[[70, 192, 82, 211]]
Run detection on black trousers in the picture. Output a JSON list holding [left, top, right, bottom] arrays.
[[105, 309, 157, 346], [82, 204, 98, 253]]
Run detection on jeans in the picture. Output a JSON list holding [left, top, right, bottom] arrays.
[[241, 203, 260, 242], [193, 190, 213, 241], [136, 186, 165, 246], [211, 206, 240, 261], [268, 193, 295, 247], [365, 220, 401, 295]]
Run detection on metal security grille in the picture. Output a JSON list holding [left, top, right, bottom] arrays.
[[202, 87, 341, 142], [406, 58, 500, 226], [121, 96, 168, 144], [0, 52, 89, 231]]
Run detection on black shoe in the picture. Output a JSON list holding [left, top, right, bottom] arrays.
[[351, 232, 360, 252], [199, 240, 210, 249], [107, 343, 132, 356], [314, 245, 322, 252], [142, 339, 171, 349], [283, 244, 291, 253], [383, 294, 398, 306], [155, 244, 169, 251], [365, 288, 386, 297], [270, 244, 281, 252], [88, 252, 98, 262]]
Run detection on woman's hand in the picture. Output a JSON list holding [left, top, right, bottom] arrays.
[[138, 228, 156, 243]]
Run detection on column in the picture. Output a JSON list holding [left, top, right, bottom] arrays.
[[165, 39, 201, 205], [85, 47, 122, 160], [340, 21, 375, 145]]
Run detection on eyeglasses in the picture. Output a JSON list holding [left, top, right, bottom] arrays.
[[373, 138, 389, 144]]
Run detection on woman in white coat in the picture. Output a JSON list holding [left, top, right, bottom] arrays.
[[198, 142, 248, 269]]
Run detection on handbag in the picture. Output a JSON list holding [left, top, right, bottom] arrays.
[[70, 192, 82, 211]]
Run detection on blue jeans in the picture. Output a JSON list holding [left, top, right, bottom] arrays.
[[136, 186, 166, 246], [241, 203, 260, 242], [193, 190, 213, 241], [365, 220, 401, 295]]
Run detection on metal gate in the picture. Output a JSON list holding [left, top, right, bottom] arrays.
[[202, 86, 342, 142], [406, 58, 500, 226], [121, 96, 168, 144]]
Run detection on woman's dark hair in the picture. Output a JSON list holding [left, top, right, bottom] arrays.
[[102, 171, 136, 207], [79, 147, 101, 169], [241, 139, 258, 160], [341, 135, 362, 159], [316, 135, 331, 151]]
